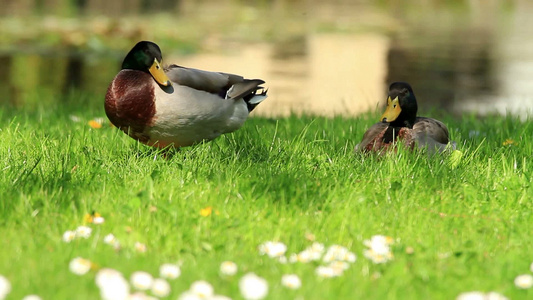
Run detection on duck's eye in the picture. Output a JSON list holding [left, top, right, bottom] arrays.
[[393, 104, 397, 108], [156, 65, 160, 69]]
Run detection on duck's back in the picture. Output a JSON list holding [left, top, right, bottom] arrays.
[[413, 117, 450, 144]]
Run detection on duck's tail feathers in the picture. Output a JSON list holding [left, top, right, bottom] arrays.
[[226, 79, 268, 111]]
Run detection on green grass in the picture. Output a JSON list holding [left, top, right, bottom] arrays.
[[0, 95, 532, 300]]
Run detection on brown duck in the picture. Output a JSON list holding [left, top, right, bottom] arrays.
[[105, 41, 267, 149], [355, 82, 454, 153]]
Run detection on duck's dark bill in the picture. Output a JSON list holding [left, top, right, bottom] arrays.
[[381, 96, 401, 122], [149, 58, 171, 86]]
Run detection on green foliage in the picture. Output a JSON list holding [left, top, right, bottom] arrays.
[[0, 99, 532, 299]]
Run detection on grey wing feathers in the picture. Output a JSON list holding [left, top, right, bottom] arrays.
[[413, 117, 454, 153], [165, 65, 265, 100], [165, 65, 236, 93], [413, 117, 449, 144], [226, 79, 266, 100]]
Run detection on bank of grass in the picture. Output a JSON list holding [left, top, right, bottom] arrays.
[[0, 98, 532, 300]]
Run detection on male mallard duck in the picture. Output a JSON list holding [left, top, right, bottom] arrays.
[[105, 41, 267, 148], [355, 82, 453, 153]]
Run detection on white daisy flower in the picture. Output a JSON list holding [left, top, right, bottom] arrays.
[[281, 274, 301, 289], [103, 234, 120, 250], [96, 268, 124, 287], [303, 248, 323, 262], [315, 266, 340, 278], [103, 234, 117, 245], [75, 226, 92, 239], [345, 252, 357, 263], [22, 295, 42, 300], [363, 235, 394, 264], [129, 292, 159, 300], [151, 278, 171, 297], [0, 275, 11, 299], [289, 253, 298, 263], [258, 241, 287, 258], [130, 271, 154, 290], [220, 261, 238, 276], [134, 242, 147, 253], [211, 295, 232, 300], [98, 274, 130, 300], [329, 261, 350, 272], [486, 291, 509, 300], [239, 273, 268, 300], [366, 241, 391, 256], [69, 257, 92, 275], [323, 245, 352, 263], [69, 115, 81, 122], [62, 230, 76, 243], [93, 117, 105, 125], [178, 291, 201, 300], [190, 280, 214, 298], [456, 291, 485, 300], [95, 268, 130, 300], [93, 216, 105, 224], [159, 263, 181, 279], [514, 274, 533, 289], [363, 248, 393, 264], [128, 292, 149, 300], [296, 250, 313, 263], [310, 242, 325, 253], [363, 235, 394, 248]]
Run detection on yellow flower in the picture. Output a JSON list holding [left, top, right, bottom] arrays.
[[88, 120, 103, 129], [200, 206, 213, 217], [503, 139, 516, 146], [84, 212, 104, 224]]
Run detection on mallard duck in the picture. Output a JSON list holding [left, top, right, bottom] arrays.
[[105, 41, 267, 148], [355, 82, 453, 153]]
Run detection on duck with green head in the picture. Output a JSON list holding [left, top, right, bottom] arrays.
[[105, 41, 267, 148], [355, 82, 454, 153]]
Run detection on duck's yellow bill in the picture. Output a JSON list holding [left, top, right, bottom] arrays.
[[149, 58, 171, 86], [381, 96, 401, 122]]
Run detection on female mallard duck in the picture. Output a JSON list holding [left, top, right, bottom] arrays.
[[355, 82, 454, 153], [105, 41, 267, 148]]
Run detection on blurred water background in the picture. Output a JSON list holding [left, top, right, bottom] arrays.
[[1, 0, 532, 119]]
